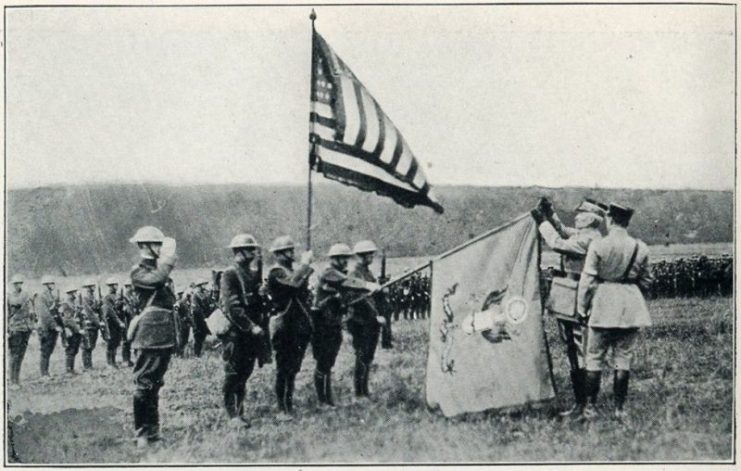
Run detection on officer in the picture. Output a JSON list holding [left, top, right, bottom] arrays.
[[266, 235, 314, 421], [312, 243, 379, 407], [8, 274, 35, 387], [191, 280, 213, 358], [80, 279, 102, 371], [60, 286, 84, 375], [219, 233, 267, 428], [37, 275, 61, 378], [121, 283, 136, 367], [347, 240, 388, 400], [128, 226, 179, 447], [577, 203, 653, 419], [102, 278, 126, 368], [531, 197, 606, 418]]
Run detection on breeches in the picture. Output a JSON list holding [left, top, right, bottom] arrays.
[[133, 349, 172, 399], [311, 323, 342, 374], [347, 320, 380, 365], [585, 327, 639, 371]]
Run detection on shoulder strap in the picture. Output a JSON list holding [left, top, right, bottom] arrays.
[[621, 242, 640, 281]]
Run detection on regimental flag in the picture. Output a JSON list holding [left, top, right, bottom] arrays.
[[426, 214, 555, 417], [309, 30, 444, 214]]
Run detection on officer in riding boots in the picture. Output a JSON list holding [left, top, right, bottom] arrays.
[[266, 235, 314, 421]]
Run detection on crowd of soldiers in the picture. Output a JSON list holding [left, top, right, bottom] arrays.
[[386, 273, 431, 321], [647, 255, 733, 299], [7, 227, 403, 448]]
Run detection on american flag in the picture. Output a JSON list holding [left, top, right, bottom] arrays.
[[309, 30, 443, 214]]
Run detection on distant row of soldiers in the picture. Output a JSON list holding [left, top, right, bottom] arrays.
[[386, 273, 431, 320], [648, 255, 733, 299], [6, 274, 138, 387]]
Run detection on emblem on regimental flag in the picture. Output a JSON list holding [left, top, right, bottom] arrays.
[[426, 214, 555, 417]]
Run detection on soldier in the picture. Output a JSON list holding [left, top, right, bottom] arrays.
[[60, 286, 84, 375], [8, 274, 35, 387], [121, 282, 136, 367], [532, 196, 606, 418], [311, 243, 379, 407], [102, 278, 127, 368], [127, 226, 179, 447], [347, 240, 387, 400], [191, 280, 213, 358], [37, 275, 62, 378], [174, 291, 192, 357], [266, 235, 314, 421], [79, 279, 103, 370], [577, 203, 653, 419], [219, 233, 268, 428]]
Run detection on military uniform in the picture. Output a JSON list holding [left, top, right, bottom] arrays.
[[577, 207, 652, 416], [311, 264, 370, 405], [37, 287, 61, 377], [219, 262, 266, 421], [191, 289, 212, 357], [60, 293, 84, 374], [8, 288, 34, 385], [347, 263, 383, 398], [102, 292, 126, 367], [174, 293, 192, 357], [80, 291, 102, 370], [121, 288, 137, 366], [267, 261, 314, 414]]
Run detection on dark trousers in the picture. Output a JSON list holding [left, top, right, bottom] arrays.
[[193, 325, 208, 357], [8, 331, 31, 384], [380, 313, 393, 349], [348, 320, 380, 396], [133, 349, 171, 440], [222, 332, 258, 418], [121, 338, 132, 365], [176, 323, 190, 357], [311, 323, 342, 374], [106, 326, 123, 366], [273, 323, 311, 413], [82, 328, 99, 370], [65, 333, 82, 372], [39, 329, 59, 376]]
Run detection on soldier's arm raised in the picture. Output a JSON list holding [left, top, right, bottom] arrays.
[[548, 212, 577, 238], [130, 260, 175, 289]]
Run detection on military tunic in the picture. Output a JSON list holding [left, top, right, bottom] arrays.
[[80, 292, 101, 370], [7, 290, 34, 384], [347, 263, 383, 397], [129, 256, 177, 441], [102, 293, 126, 366], [60, 297, 83, 373], [191, 290, 213, 357], [36, 289, 61, 376]]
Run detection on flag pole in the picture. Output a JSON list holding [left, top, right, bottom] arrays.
[[306, 9, 317, 251]]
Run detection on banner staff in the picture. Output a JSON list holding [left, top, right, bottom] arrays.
[[306, 9, 318, 251]]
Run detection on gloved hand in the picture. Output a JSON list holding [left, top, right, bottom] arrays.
[[376, 316, 387, 325], [538, 197, 554, 218], [251, 325, 263, 336], [530, 208, 546, 225], [366, 282, 382, 292], [160, 237, 177, 261], [300, 250, 314, 265]]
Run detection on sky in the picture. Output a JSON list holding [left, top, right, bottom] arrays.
[[5, 4, 735, 191]]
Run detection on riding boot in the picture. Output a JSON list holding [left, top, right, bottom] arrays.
[[40, 354, 50, 377], [582, 370, 601, 418], [361, 362, 371, 397], [314, 370, 327, 404], [133, 396, 149, 440], [353, 359, 365, 397], [276, 371, 287, 412], [613, 370, 630, 415], [65, 355, 76, 374], [285, 374, 295, 413], [560, 369, 586, 417], [324, 372, 335, 406]]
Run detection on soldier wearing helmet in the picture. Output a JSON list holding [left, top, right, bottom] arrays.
[[531, 197, 606, 419], [265, 235, 314, 421], [311, 243, 380, 407], [120, 282, 136, 367], [60, 286, 84, 375], [347, 240, 388, 400], [191, 279, 214, 358], [7, 274, 34, 387], [218, 233, 268, 428], [102, 277, 126, 368], [79, 278, 103, 371], [128, 225, 179, 447], [36, 275, 62, 378]]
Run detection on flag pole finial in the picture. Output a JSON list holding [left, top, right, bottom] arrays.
[[310, 9, 316, 22]]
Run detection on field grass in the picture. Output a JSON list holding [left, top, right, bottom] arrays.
[[6, 296, 733, 464]]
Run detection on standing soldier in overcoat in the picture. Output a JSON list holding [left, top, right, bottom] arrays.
[[191, 280, 213, 358], [80, 279, 102, 371], [37, 275, 61, 378], [311, 243, 379, 407], [347, 240, 388, 400], [266, 235, 314, 421], [61, 286, 84, 375], [102, 278, 127, 368], [127, 226, 179, 447], [531, 197, 605, 418], [8, 274, 35, 387], [219, 233, 268, 428], [577, 203, 653, 419]]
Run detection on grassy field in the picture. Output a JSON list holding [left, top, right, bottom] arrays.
[[6, 296, 733, 464]]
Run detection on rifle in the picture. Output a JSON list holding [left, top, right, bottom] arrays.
[[54, 289, 68, 347], [78, 291, 91, 350], [98, 283, 110, 342]]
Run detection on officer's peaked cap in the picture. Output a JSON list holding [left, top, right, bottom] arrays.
[[353, 240, 378, 254], [40, 275, 55, 285], [328, 243, 353, 258], [228, 233, 260, 249], [575, 198, 608, 217], [607, 203, 634, 225], [269, 235, 296, 253], [130, 226, 165, 244]]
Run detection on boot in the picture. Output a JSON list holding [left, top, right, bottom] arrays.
[[581, 370, 602, 419], [560, 369, 586, 417], [314, 370, 327, 404], [324, 372, 336, 407], [285, 375, 295, 413], [82, 350, 93, 370], [148, 394, 161, 442], [353, 360, 365, 397], [613, 370, 630, 419], [276, 371, 287, 413], [65, 355, 77, 375], [361, 362, 372, 397], [133, 395, 149, 444], [40, 355, 50, 377]]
